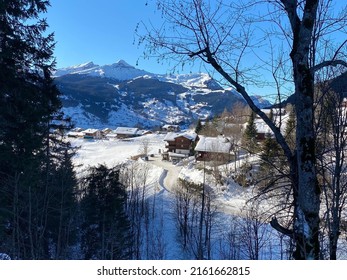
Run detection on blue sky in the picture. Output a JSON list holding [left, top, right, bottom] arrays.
[[47, 0, 167, 73], [46, 0, 346, 98]]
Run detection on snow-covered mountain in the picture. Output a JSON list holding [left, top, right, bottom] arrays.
[[54, 60, 152, 81], [251, 95, 272, 109], [54, 60, 271, 129]]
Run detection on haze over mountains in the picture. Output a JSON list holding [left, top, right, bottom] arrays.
[[54, 60, 271, 129]]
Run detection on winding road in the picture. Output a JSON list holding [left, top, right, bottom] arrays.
[[147, 155, 183, 192]]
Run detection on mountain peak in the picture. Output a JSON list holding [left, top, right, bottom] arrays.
[[113, 59, 132, 68], [54, 60, 152, 81], [77, 61, 97, 68]]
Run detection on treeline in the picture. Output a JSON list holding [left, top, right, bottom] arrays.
[[0, 0, 74, 259], [0, 1, 131, 260]]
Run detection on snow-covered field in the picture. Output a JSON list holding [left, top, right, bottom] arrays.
[[70, 133, 252, 216], [69, 133, 291, 260]]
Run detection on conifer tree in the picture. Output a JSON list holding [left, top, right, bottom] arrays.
[[242, 111, 258, 153], [0, 0, 77, 259], [80, 165, 131, 260], [195, 119, 203, 134]]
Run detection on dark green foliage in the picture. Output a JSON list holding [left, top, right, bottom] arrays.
[[118, 77, 186, 104], [195, 119, 203, 134], [0, 0, 78, 259], [259, 134, 283, 186], [80, 165, 131, 260], [193, 90, 246, 116], [242, 111, 258, 153]]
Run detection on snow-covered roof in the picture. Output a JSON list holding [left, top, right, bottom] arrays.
[[105, 133, 118, 138], [137, 129, 152, 135], [162, 124, 180, 129], [71, 127, 84, 132], [82, 128, 100, 134], [114, 127, 138, 135], [164, 131, 197, 141], [255, 119, 273, 135], [261, 108, 286, 116], [67, 131, 84, 137], [195, 136, 232, 154]]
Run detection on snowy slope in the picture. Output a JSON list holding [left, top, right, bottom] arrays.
[[69, 134, 291, 259], [54, 60, 152, 81], [55, 61, 271, 129]]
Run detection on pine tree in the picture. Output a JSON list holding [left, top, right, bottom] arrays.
[[80, 165, 131, 260], [0, 1, 77, 259], [242, 111, 258, 153], [195, 119, 203, 134]]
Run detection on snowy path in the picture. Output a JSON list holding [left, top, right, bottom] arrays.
[[147, 155, 183, 191], [69, 136, 251, 219], [147, 155, 251, 219]]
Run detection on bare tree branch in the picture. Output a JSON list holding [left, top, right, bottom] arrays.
[[270, 217, 294, 237], [311, 59, 347, 73]]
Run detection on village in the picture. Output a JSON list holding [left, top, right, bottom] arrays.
[[62, 100, 347, 260], [66, 108, 289, 167]]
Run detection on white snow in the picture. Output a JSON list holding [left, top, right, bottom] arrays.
[[195, 135, 232, 154], [62, 104, 105, 128], [54, 60, 152, 81], [159, 73, 214, 89], [163, 131, 197, 141], [114, 127, 138, 135], [68, 133, 292, 259]]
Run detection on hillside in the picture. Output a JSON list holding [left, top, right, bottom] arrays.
[[272, 71, 347, 108], [55, 60, 271, 129]]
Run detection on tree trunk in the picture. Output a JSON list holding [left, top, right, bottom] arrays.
[[293, 82, 320, 259], [281, 0, 321, 260]]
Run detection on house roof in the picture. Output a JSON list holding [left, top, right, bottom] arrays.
[[164, 131, 197, 141], [254, 119, 273, 135], [82, 128, 100, 134], [137, 129, 152, 135], [67, 131, 84, 137], [162, 124, 180, 129], [114, 127, 138, 135], [260, 108, 286, 116], [195, 136, 232, 154]]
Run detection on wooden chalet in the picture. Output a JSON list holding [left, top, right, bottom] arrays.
[[114, 127, 139, 138], [195, 135, 232, 162], [82, 128, 102, 139], [162, 131, 198, 161]]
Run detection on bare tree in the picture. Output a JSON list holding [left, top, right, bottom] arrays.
[[138, 138, 151, 156], [138, 0, 347, 259], [315, 79, 347, 259], [239, 203, 272, 260], [173, 178, 217, 259]]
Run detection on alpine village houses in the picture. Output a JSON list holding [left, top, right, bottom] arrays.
[[162, 132, 198, 162]]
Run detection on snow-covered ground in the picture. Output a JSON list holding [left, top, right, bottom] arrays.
[[69, 133, 291, 259], [70, 133, 253, 217]]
